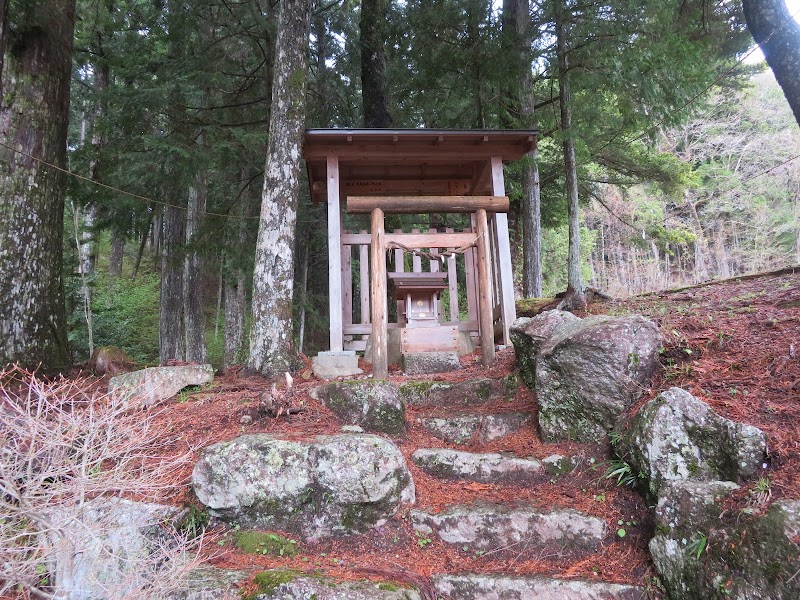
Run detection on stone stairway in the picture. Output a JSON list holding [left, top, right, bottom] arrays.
[[396, 371, 647, 600], [186, 367, 650, 599]]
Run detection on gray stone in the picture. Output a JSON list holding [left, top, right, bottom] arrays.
[[46, 498, 185, 600], [411, 448, 542, 484], [542, 454, 579, 476], [536, 315, 662, 442], [411, 503, 607, 552], [509, 310, 581, 389], [401, 351, 460, 375], [310, 381, 405, 434], [617, 387, 766, 501], [192, 434, 415, 541], [432, 573, 646, 600], [365, 330, 474, 366], [108, 364, 214, 406], [168, 568, 248, 600], [653, 480, 740, 537], [650, 499, 800, 600], [399, 376, 518, 408], [312, 351, 363, 379], [250, 573, 421, 599], [417, 411, 532, 444]]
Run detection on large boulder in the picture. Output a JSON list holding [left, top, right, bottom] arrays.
[[535, 315, 661, 442], [617, 388, 766, 501], [192, 434, 415, 541], [108, 364, 214, 406], [509, 310, 580, 389], [650, 482, 800, 600], [309, 381, 405, 434]]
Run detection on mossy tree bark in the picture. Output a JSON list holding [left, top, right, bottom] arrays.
[[247, 0, 311, 376], [0, 0, 75, 369]]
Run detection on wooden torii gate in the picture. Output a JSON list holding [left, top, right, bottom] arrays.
[[303, 129, 537, 378]]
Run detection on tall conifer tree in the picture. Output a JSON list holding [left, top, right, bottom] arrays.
[[0, 0, 76, 368]]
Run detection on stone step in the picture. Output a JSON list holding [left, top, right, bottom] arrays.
[[411, 503, 607, 554], [177, 568, 421, 600], [400, 375, 518, 408], [411, 448, 543, 484], [415, 411, 532, 444], [432, 574, 645, 600]]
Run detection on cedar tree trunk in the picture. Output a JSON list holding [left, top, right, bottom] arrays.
[[0, 0, 75, 369], [360, 0, 392, 127], [742, 0, 800, 128], [160, 205, 185, 363], [556, 0, 585, 309], [247, 0, 311, 376]]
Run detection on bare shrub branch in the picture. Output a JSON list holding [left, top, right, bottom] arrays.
[[0, 365, 204, 599]]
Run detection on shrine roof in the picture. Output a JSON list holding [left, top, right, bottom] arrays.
[[304, 128, 537, 202]]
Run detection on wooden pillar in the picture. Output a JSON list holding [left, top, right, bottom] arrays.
[[491, 156, 517, 345], [327, 155, 343, 351], [370, 208, 388, 378], [476, 208, 495, 367], [359, 230, 369, 325]]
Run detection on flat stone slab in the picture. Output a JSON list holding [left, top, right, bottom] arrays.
[[411, 503, 607, 552], [169, 567, 248, 600], [399, 376, 518, 408], [312, 351, 363, 379], [251, 574, 422, 599], [417, 411, 532, 444], [432, 574, 645, 600], [411, 448, 542, 484], [401, 351, 460, 375], [108, 364, 214, 406]]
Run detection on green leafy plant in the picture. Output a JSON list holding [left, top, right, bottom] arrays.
[[603, 459, 639, 487], [686, 532, 708, 559], [176, 506, 210, 539]]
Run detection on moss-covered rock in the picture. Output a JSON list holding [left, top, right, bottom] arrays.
[[399, 376, 518, 408], [249, 572, 422, 599], [192, 434, 415, 541], [509, 310, 580, 389], [535, 315, 661, 442], [617, 388, 766, 502], [310, 380, 406, 435], [650, 484, 800, 600]]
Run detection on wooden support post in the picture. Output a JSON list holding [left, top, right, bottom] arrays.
[[327, 155, 343, 351], [491, 156, 517, 346], [370, 208, 388, 379], [359, 230, 369, 325], [428, 228, 440, 273], [394, 228, 405, 324], [342, 233, 353, 336], [476, 208, 495, 367], [411, 228, 422, 272], [446, 227, 459, 321], [465, 222, 478, 327]]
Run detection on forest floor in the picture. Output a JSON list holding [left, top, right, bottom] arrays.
[[141, 268, 799, 595]]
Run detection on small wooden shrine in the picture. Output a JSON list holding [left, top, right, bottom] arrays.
[[303, 129, 537, 378]]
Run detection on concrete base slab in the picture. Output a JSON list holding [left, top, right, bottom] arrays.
[[401, 352, 460, 375], [312, 351, 363, 379]]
